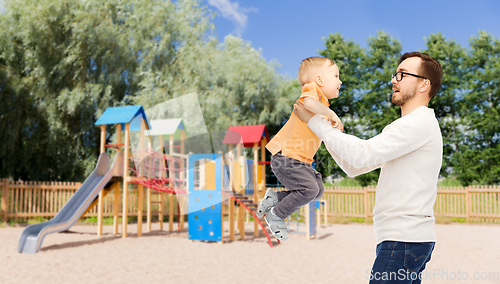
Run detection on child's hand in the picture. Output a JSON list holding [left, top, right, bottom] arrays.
[[326, 116, 344, 132]]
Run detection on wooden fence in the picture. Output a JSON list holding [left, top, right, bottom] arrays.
[[0, 179, 181, 223], [270, 186, 500, 224], [1, 179, 499, 224]]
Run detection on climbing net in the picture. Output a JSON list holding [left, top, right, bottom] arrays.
[[129, 148, 188, 194]]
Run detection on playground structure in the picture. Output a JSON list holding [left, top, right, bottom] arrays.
[[131, 118, 189, 233], [17, 105, 147, 254], [187, 125, 273, 244], [18, 105, 279, 253]]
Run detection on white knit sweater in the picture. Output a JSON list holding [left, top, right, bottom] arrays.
[[308, 106, 442, 244]]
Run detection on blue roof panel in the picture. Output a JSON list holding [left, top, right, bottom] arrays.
[[95, 105, 151, 129]]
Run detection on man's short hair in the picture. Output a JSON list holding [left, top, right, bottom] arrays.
[[399, 52, 443, 99], [298, 57, 335, 86]]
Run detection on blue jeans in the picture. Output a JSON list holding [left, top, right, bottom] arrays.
[[368, 241, 435, 284]]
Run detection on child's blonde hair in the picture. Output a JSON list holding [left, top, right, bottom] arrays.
[[298, 57, 335, 86]]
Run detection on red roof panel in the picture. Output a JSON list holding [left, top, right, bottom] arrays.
[[222, 124, 269, 148]]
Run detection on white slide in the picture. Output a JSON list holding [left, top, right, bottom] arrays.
[[18, 152, 124, 254]]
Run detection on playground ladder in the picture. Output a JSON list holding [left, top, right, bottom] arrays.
[[223, 191, 278, 248], [147, 189, 164, 231]]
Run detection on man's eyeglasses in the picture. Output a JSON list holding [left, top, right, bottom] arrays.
[[391, 71, 430, 84]]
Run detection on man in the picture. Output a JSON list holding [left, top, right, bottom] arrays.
[[294, 52, 443, 284]]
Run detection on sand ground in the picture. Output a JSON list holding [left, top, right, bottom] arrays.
[[1, 222, 499, 284]]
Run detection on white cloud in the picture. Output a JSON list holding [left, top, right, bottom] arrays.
[[207, 0, 257, 35]]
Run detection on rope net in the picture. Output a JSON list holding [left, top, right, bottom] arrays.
[[128, 148, 188, 194]]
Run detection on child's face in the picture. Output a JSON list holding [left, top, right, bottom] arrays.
[[317, 63, 342, 99]]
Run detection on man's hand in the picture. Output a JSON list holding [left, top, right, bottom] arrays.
[[327, 116, 344, 132], [293, 99, 315, 123], [294, 99, 344, 132]]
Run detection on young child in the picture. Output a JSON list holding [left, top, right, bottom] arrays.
[[258, 56, 343, 240]]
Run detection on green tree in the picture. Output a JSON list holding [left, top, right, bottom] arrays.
[[455, 31, 500, 185], [134, 33, 301, 183], [316, 31, 402, 186], [317, 32, 366, 179], [351, 31, 402, 186], [361, 31, 402, 134], [0, 57, 52, 181], [0, 0, 215, 180], [0, 0, 291, 182], [422, 33, 467, 178], [134, 35, 294, 134], [319, 32, 366, 122]]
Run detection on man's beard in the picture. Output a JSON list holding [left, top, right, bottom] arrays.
[[392, 88, 416, 106]]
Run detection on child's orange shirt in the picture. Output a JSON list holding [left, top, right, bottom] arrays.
[[265, 82, 330, 164]]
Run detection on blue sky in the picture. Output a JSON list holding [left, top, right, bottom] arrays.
[[205, 0, 500, 78], [1, 0, 499, 77]]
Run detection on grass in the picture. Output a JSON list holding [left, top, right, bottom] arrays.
[[324, 177, 364, 187], [434, 216, 453, 224], [438, 177, 463, 187], [449, 217, 467, 223], [328, 216, 471, 225], [27, 217, 48, 225], [79, 215, 188, 226], [435, 216, 467, 224], [80, 216, 118, 226], [0, 215, 188, 228], [326, 176, 476, 188], [328, 216, 369, 224], [0, 215, 481, 228], [239, 213, 369, 225]]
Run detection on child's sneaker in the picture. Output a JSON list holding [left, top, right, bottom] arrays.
[[256, 188, 278, 218], [264, 208, 289, 241]]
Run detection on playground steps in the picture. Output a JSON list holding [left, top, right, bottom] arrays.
[[231, 194, 258, 209], [237, 196, 281, 239], [225, 192, 259, 209], [223, 191, 278, 247], [232, 194, 278, 224]]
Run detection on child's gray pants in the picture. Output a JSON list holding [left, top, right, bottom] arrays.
[[270, 152, 325, 219]]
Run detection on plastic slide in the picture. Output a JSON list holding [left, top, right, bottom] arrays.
[[18, 152, 124, 254]]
